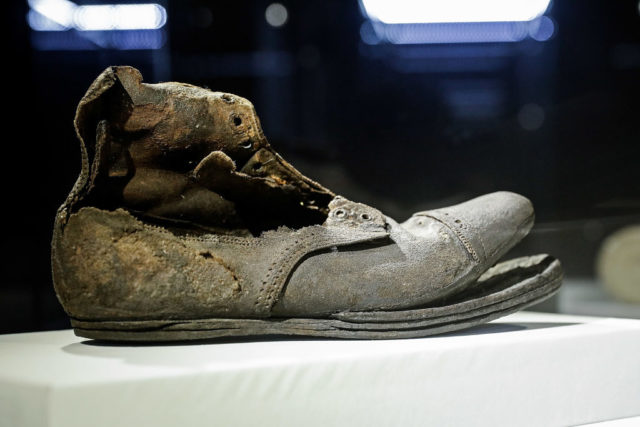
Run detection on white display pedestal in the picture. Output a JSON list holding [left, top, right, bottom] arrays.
[[1, 312, 639, 427]]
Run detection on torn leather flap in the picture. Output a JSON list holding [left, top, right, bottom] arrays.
[[57, 67, 134, 228]]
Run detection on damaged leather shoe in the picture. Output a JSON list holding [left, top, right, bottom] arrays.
[[51, 66, 562, 341]]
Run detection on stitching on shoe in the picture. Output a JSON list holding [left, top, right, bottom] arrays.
[[256, 226, 390, 316], [455, 218, 485, 262], [419, 213, 480, 263], [256, 199, 390, 315]]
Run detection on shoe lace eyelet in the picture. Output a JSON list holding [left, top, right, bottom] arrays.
[[360, 213, 371, 221], [334, 209, 346, 218]]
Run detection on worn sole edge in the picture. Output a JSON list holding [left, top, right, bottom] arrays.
[[71, 255, 562, 341]]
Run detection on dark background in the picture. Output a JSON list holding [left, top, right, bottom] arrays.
[[4, 0, 640, 333]]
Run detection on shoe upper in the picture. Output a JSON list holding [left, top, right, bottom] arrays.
[[51, 66, 535, 321]]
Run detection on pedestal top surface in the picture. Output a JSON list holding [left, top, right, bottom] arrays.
[[1, 311, 639, 427]]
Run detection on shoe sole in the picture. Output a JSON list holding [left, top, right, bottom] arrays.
[[71, 254, 562, 341]]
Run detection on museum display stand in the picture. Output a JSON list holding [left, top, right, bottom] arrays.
[[1, 311, 639, 427]]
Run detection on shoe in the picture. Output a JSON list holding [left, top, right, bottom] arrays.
[[51, 66, 562, 341]]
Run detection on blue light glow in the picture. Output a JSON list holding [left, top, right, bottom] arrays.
[[31, 29, 166, 50], [27, 9, 69, 31], [529, 16, 555, 42], [27, 0, 167, 50], [372, 22, 531, 45], [360, 0, 551, 24], [28, 0, 76, 29], [27, 0, 167, 32], [359, 0, 554, 45]]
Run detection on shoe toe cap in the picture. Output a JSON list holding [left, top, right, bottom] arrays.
[[407, 191, 534, 264]]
